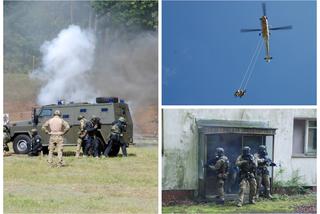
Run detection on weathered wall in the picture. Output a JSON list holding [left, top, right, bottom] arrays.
[[162, 109, 316, 190]]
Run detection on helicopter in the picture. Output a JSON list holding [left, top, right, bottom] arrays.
[[240, 3, 292, 63]]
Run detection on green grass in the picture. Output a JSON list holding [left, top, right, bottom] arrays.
[[163, 194, 316, 213], [4, 144, 158, 213]]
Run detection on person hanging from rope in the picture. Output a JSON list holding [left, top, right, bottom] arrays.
[[234, 38, 263, 98], [234, 89, 246, 98]]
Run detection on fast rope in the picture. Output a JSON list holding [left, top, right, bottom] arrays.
[[238, 38, 263, 90], [243, 39, 263, 89]]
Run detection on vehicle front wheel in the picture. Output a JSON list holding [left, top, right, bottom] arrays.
[[13, 135, 31, 154]]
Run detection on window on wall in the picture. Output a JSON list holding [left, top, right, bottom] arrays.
[[292, 119, 317, 156], [307, 121, 317, 154]]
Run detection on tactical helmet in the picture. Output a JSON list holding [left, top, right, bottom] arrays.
[[54, 110, 61, 116], [216, 147, 224, 157], [242, 146, 251, 156], [77, 115, 84, 120], [119, 117, 126, 123], [258, 145, 267, 155]]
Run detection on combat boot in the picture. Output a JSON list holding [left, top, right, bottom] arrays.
[[236, 202, 242, 207], [47, 160, 54, 168], [216, 198, 224, 205], [57, 161, 66, 168], [265, 190, 273, 199], [249, 199, 256, 204]]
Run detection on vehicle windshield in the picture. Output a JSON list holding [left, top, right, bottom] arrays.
[[39, 109, 52, 117]]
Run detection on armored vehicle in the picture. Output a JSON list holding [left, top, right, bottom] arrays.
[[6, 97, 133, 156]]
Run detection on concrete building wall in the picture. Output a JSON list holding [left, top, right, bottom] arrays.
[[162, 109, 316, 190]]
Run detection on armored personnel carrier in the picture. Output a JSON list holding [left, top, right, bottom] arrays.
[[6, 97, 133, 156]]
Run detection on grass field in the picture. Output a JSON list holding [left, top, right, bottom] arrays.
[[4, 142, 158, 213], [163, 194, 316, 213]]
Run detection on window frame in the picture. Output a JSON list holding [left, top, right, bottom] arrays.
[[304, 119, 316, 155], [292, 118, 317, 158], [39, 109, 52, 117]]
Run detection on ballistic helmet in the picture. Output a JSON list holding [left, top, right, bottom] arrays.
[[77, 115, 84, 120], [242, 146, 251, 156], [215, 147, 224, 157], [54, 110, 61, 116], [119, 117, 126, 123], [258, 145, 267, 155]]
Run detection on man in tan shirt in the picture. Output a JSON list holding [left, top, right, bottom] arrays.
[[42, 110, 70, 167]]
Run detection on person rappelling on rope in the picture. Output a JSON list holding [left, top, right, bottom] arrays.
[[234, 37, 263, 98], [234, 89, 246, 98]]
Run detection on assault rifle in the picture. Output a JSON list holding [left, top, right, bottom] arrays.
[[205, 155, 219, 168], [264, 158, 276, 167]]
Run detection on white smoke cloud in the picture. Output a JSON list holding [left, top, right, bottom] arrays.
[[31, 25, 97, 105], [93, 31, 158, 108], [31, 24, 158, 111]]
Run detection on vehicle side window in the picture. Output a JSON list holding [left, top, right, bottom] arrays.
[[101, 108, 108, 112], [39, 109, 52, 117], [62, 114, 69, 119], [80, 108, 87, 113], [121, 108, 126, 115]]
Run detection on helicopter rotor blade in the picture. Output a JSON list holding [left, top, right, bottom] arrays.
[[269, 25, 293, 31], [240, 28, 261, 32], [262, 3, 267, 16]]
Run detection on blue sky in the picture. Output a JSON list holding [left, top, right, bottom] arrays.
[[162, 1, 316, 105]]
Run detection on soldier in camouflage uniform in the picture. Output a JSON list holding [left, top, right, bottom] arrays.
[[42, 110, 70, 167], [3, 126, 10, 156], [255, 145, 276, 199], [236, 146, 257, 207], [207, 147, 229, 204], [76, 115, 87, 158], [104, 117, 127, 157]]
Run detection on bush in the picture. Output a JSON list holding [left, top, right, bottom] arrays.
[[273, 167, 308, 195]]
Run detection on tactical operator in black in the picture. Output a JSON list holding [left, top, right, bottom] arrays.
[[104, 117, 128, 157], [28, 128, 42, 156], [236, 146, 257, 207], [255, 145, 276, 199], [3, 126, 10, 155], [207, 147, 229, 204], [84, 116, 101, 157]]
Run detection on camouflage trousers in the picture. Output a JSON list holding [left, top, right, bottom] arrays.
[[238, 177, 257, 205], [3, 141, 9, 152], [216, 178, 225, 200], [76, 137, 83, 157], [48, 135, 64, 166], [256, 174, 271, 198]]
